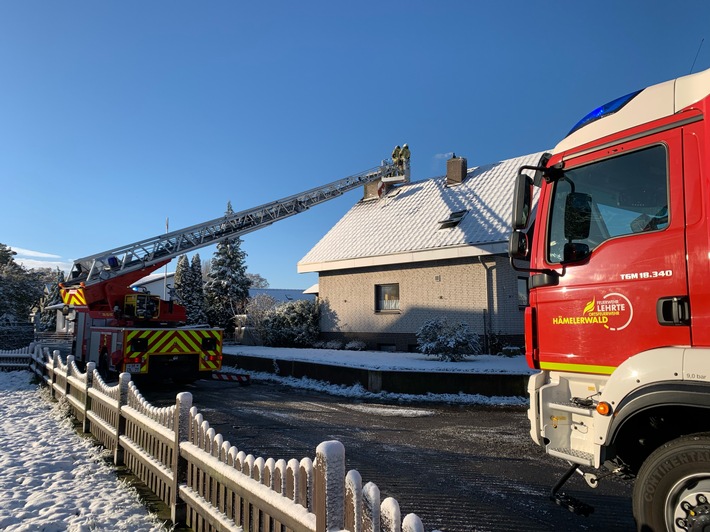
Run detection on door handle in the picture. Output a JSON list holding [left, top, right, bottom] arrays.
[[657, 296, 690, 326]]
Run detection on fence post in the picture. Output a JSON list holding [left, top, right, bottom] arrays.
[[82, 363, 95, 433], [50, 350, 60, 399], [362, 482, 381, 532], [113, 372, 130, 465], [380, 498, 401, 532], [345, 470, 363, 532], [314, 440, 345, 532], [65, 355, 75, 396], [402, 514, 424, 532], [171, 391, 192, 526]]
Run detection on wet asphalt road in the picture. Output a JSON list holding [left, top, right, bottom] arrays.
[[142, 378, 635, 532]]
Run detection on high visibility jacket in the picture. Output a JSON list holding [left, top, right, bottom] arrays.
[[400, 145, 410, 160]]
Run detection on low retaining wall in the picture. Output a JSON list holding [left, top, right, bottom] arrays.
[[223, 354, 529, 396]]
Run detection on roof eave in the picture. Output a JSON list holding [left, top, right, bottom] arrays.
[[297, 241, 508, 274]]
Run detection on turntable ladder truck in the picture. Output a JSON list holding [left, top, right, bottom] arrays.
[[58, 155, 406, 383]]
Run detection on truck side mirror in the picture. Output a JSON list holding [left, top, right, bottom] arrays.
[[564, 192, 592, 240], [563, 242, 590, 262], [509, 230, 529, 260], [512, 173, 533, 230]]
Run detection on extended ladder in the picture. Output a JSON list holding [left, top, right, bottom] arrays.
[[66, 160, 401, 287]]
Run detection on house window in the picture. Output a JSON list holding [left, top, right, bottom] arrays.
[[376, 283, 400, 312]]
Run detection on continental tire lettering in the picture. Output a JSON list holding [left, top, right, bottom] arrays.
[[642, 449, 710, 503]]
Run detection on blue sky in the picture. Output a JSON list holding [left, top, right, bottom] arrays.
[[2, 1, 709, 289]]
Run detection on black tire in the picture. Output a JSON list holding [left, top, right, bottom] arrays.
[[633, 433, 710, 531]]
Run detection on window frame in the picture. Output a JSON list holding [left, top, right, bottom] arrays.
[[375, 283, 400, 313], [545, 143, 669, 264]]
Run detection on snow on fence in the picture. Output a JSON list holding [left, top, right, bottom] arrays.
[[16, 344, 426, 532], [0, 344, 32, 371]]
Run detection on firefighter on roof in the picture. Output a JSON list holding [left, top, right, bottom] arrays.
[[391, 145, 401, 174], [400, 143, 410, 171]]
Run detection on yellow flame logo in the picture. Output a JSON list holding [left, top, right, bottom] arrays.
[[583, 298, 595, 315]]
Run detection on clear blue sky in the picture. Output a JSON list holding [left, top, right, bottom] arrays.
[[2, 1, 709, 288]]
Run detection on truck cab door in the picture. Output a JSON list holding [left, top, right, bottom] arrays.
[[532, 128, 689, 372]]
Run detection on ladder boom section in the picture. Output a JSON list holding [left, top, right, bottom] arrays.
[[68, 162, 395, 287]]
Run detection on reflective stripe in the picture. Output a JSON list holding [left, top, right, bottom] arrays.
[[539, 361, 616, 375], [60, 288, 87, 306], [124, 329, 223, 373]]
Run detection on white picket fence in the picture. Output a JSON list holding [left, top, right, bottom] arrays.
[[3, 344, 425, 532]]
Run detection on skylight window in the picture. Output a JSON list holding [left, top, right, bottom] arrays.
[[438, 209, 467, 229]]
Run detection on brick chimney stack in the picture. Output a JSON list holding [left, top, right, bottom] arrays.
[[446, 154, 467, 186]]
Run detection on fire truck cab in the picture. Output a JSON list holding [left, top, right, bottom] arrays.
[[510, 67, 710, 530]]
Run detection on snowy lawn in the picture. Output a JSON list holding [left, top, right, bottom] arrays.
[[222, 345, 532, 406], [0, 371, 169, 532], [223, 345, 534, 374]]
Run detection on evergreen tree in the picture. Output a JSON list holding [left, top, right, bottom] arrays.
[[189, 254, 209, 324], [205, 202, 251, 334], [246, 273, 269, 289], [39, 268, 65, 331], [174, 254, 190, 307], [0, 243, 18, 268], [174, 253, 209, 325], [0, 243, 46, 322]]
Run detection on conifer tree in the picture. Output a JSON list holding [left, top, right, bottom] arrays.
[[0, 243, 45, 322], [189, 253, 208, 324], [174, 254, 190, 308], [39, 268, 65, 331], [205, 202, 251, 334]]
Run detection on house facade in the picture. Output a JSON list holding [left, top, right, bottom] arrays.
[[298, 151, 545, 352]]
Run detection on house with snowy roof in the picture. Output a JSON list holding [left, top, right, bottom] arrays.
[[297, 151, 546, 352]]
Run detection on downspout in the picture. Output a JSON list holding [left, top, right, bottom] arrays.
[[477, 256, 494, 353]]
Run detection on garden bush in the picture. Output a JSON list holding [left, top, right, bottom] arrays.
[[261, 299, 320, 348], [416, 317, 481, 362]]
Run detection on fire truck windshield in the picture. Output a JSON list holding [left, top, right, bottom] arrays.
[[547, 145, 668, 263]]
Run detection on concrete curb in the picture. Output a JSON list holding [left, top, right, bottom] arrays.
[[222, 354, 529, 397]]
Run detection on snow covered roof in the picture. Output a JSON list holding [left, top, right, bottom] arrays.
[[131, 272, 175, 288], [248, 288, 315, 303], [304, 283, 319, 295], [298, 151, 546, 273]]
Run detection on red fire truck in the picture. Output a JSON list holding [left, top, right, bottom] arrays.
[[510, 66, 710, 530], [56, 156, 404, 383]]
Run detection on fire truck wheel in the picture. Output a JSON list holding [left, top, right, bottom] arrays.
[[632, 433, 710, 531]]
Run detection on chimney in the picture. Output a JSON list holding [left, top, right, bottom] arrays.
[[446, 154, 467, 186], [363, 179, 389, 201]]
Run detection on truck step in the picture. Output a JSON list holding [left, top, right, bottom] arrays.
[[548, 447, 594, 466], [551, 491, 594, 517], [212, 371, 251, 385]]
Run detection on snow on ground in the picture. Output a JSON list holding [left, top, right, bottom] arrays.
[[222, 345, 532, 406], [0, 347, 532, 530], [223, 345, 534, 374], [0, 371, 169, 532]]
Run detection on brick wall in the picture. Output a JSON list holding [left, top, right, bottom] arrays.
[[317, 255, 525, 351]]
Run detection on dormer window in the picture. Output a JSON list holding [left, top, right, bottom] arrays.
[[438, 210, 467, 229]]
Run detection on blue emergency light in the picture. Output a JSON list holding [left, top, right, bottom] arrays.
[[567, 89, 643, 136]]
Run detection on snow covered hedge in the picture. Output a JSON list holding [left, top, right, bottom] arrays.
[[261, 299, 320, 348], [416, 317, 481, 362]]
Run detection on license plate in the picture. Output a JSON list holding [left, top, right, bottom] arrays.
[[125, 364, 141, 373]]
